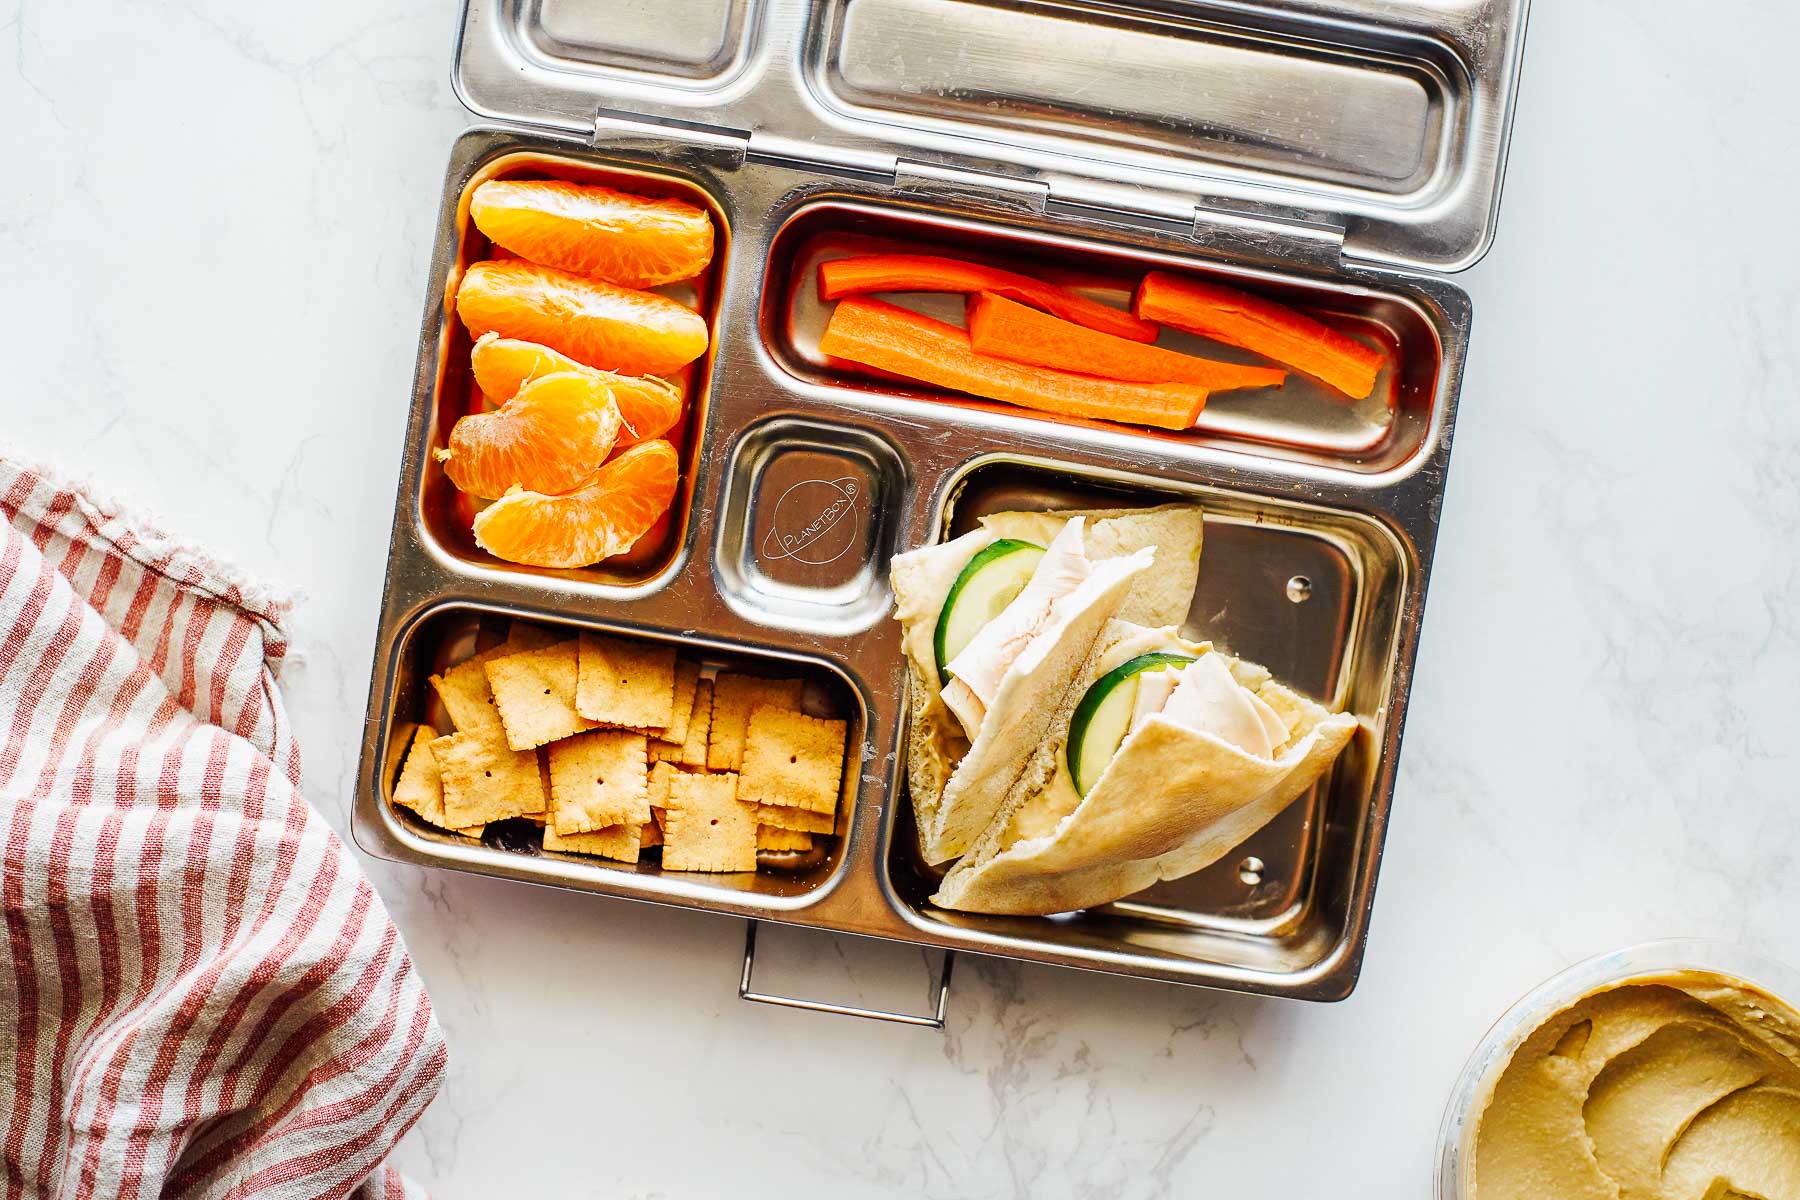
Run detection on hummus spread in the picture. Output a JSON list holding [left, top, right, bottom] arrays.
[[1473, 971, 1800, 1200]]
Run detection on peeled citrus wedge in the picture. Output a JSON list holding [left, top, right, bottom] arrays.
[[469, 179, 715, 288], [436, 372, 622, 499], [472, 439, 679, 569], [469, 333, 683, 447], [455, 259, 707, 377]]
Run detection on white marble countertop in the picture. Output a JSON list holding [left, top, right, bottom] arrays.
[[5, 2, 1797, 1195]]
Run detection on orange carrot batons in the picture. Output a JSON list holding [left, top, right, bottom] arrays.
[[818, 254, 1157, 344], [964, 292, 1287, 393], [1132, 271, 1383, 400], [819, 297, 1207, 431]]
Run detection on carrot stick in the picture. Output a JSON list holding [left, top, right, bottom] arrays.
[[820, 297, 1207, 431], [818, 254, 1156, 344], [965, 291, 1287, 393], [1133, 271, 1385, 400]]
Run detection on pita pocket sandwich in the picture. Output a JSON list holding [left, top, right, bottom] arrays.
[[889, 505, 1204, 865], [933, 621, 1358, 915]]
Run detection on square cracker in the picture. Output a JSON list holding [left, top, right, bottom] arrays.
[[484, 640, 597, 751], [755, 804, 835, 835], [543, 818, 642, 864], [707, 674, 805, 771], [547, 729, 649, 835], [647, 761, 678, 809], [576, 632, 677, 729], [662, 772, 756, 872], [499, 622, 563, 655], [678, 678, 714, 769], [738, 707, 846, 815], [428, 658, 506, 741], [432, 732, 546, 828], [654, 661, 702, 749], [639, 816, 663, 849], [393, 725, 449, 828], [757, 826, 812, 853]]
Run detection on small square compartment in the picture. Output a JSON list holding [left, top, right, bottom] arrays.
[[372, 603, 862, 910], [879, 457, 1414, 996], [712, 416, 907, 634], [414, 138, 730, 592]]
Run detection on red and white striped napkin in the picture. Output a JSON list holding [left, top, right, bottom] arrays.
[[0, 458, 443, 1199]]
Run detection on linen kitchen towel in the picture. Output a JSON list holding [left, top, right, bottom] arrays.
[[0, 457, 443, 1199]]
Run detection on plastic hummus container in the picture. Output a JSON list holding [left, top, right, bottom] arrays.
[[1437, 938, 1800, 1199]]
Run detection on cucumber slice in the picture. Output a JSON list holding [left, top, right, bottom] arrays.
[[1066, 652, 1198, 796], [933, 538, 1046, 683]]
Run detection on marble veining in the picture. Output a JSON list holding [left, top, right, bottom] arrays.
[[3, 0, 1797, 1195]]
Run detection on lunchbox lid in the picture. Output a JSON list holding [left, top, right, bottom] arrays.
[[453, 0, 1529, 274]]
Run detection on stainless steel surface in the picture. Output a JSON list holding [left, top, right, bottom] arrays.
[[713, 415, 907, 635], [454, 0, 1529, 272], [353, 120, 1472, 1000], [739, 922, 955, 1028]]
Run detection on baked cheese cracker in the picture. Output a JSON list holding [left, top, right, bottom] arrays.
[[484, 639, 597, 751], [678, 678, 714, 769], [757, 826, 813, 853], [755, 804, 835, 835], [546, 729, 650, 835], [639, 817, 663, 849], [432, 732, 546, 828], [654, 660, 701, 749], [428, 657, 507, 741], [392, 725, 449, 828], [543, 819, 642, 864], [575, 632, 678, 730], [706, 674, 805, 771], [499, 622, 563, 654], [662, 771, 756, 872], [647, 760, 677, 809], [737, 707, 846, 815]]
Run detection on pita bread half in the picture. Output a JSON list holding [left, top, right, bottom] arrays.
[[920, 546, 1153, 863], [978, 504, 1204, 628], [889, 506, 1205, 861], [888, 529, 996, 858], [932, 622, 1359, 915]]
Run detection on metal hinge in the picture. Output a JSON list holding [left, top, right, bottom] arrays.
[[1046, 175, 1347, 268], [1187, 197, 1348, 271], [592, 108, 752, 165], [892, 157, 1049, 213]]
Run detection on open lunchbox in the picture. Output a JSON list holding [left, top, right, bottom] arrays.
[[354, 0, 1530, 1018]]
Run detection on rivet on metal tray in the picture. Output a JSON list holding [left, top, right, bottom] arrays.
[[1285, 575, 1313, 604], [1238, 856, 1266, 887]]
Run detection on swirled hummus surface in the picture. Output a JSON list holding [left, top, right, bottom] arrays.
[[1473, 971, 1800, 1200]]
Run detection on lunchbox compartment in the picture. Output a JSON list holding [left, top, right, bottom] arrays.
[[375, 603, 862, 908], [878, 457, 1411, 992], [711, 415, 908, 635], [762, 197, 1445, 474], [414, 146, 730, 590]]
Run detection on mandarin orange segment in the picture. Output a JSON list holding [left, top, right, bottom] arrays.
[[455, 260, 707, 377], [472, 439, 679, 569], [469, 179, 715, 289], [469, 333, 684, 446], [436, 372, 622, 499]]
